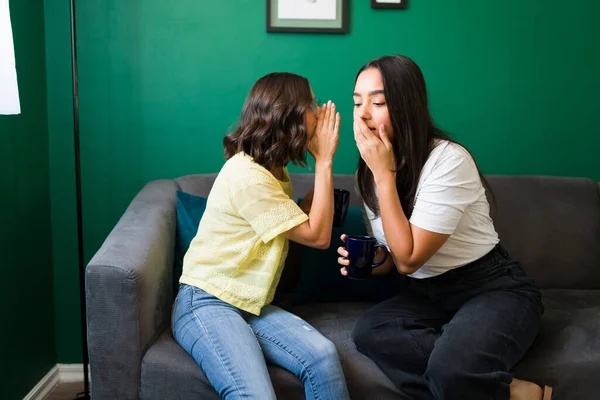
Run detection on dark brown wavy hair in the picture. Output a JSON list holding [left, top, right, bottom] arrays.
[[356, 55, 493, 217], [223, 72, 313, 169]]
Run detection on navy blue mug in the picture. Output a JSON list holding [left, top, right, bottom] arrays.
[[345, 235, 389, 279]]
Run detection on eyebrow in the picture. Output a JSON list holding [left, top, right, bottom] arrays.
[[353, 90, 385, 97]]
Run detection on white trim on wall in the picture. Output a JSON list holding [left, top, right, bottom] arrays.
[[57, 363, 87, 383], [23, 364, 88, 400], [22, 365, 59, 400]]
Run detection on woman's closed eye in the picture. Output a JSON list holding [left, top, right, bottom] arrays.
[[353, 102, 386, 107]]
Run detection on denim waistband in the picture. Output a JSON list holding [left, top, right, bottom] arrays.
[[414, 244, 510, 285]]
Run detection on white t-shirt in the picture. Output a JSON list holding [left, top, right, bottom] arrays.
[[363, 140, 499, 279]]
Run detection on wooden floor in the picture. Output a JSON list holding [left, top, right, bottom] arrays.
[[44, 380, 85, 400]]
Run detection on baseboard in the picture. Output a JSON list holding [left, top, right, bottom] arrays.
[[58, 363, 88, 383], [23, 365, 60, 400], [23, 364, 90, 400]]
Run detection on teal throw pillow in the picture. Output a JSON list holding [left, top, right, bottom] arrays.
[[174, 190, 208, 292]]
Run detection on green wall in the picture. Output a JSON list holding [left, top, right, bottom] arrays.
[[44, 0, 600, 362], [0, 1, 55, 399], [45, 0, 81, 364]]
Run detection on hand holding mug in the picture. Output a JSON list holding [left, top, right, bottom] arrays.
[[337, 234, 388, 279]]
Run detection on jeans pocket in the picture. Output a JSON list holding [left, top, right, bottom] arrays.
[[507, 262, 538, 287], [190, 287, 226, 310], [506, 262, 530, 281]]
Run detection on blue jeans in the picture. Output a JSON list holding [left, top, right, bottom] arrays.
[[172, 284, 350, 400], [353, 244, 544, 400]]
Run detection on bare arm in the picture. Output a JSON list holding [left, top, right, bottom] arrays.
[[298, 188, 314, 214], [371, 247, 395, 275], [353, 117, 450, 275], [284, 101, 340, 249], [359, 200, 394, 275], [284, 160, 334, 249], [375, 172, 449, 274]]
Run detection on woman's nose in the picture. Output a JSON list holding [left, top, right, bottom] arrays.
[[356, 105, 370, 120]]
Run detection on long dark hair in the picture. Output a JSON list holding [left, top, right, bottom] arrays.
[[356, 55, 493, 217], [224, 72, 313, 169]]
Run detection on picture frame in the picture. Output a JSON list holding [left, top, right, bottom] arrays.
[[267, 0, 348, 33], [370, 0, 408, 9]]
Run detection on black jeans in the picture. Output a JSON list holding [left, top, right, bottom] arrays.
[[352, 245, 543, 400]]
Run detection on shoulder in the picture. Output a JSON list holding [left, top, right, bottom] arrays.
[[223, 152, 274, 181], [422, 140, 479, 182], [430, 140, 474, 165], [221, 153, 280, 194]]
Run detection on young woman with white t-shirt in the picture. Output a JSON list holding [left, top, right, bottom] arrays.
[[337, 55, 552, 400]]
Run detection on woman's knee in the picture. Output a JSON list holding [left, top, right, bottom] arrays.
[[352, 313, 409, 356], [352, 312, 377, 353], [298, 336, 349, 399], [307, 335, 339, 364], [295, 335, 342, 379]]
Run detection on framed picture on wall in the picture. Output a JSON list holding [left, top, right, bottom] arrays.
[[267, 0, 348, 33], [371, 0, 408, 9]]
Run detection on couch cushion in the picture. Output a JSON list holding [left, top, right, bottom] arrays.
[[140, 329, 304, 400], [512, 289, 600, 399], [487, 176, 600, 289], [291, 302, 407, 400], [174, 173, 218, 197], [141, 289, 599, 400], [176, 173, 362, 205], [294, 290, 600, 400], [176, 173, 600, 290], [140, 329, 219, 400], [290, 173, 364, 207], [140, 303, 406, 400]]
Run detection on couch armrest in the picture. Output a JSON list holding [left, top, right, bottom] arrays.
[[85, 179, 178, 400]]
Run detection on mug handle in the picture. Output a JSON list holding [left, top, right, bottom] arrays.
[[371, 244, 388, 268]]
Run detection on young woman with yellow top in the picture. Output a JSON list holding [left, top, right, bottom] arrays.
[[172, 72, 350, 400]]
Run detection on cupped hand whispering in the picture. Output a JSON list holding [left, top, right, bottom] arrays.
[[308, 101, 340, 163]]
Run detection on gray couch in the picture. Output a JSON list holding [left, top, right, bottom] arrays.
[[86, 174, 600, 399]]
